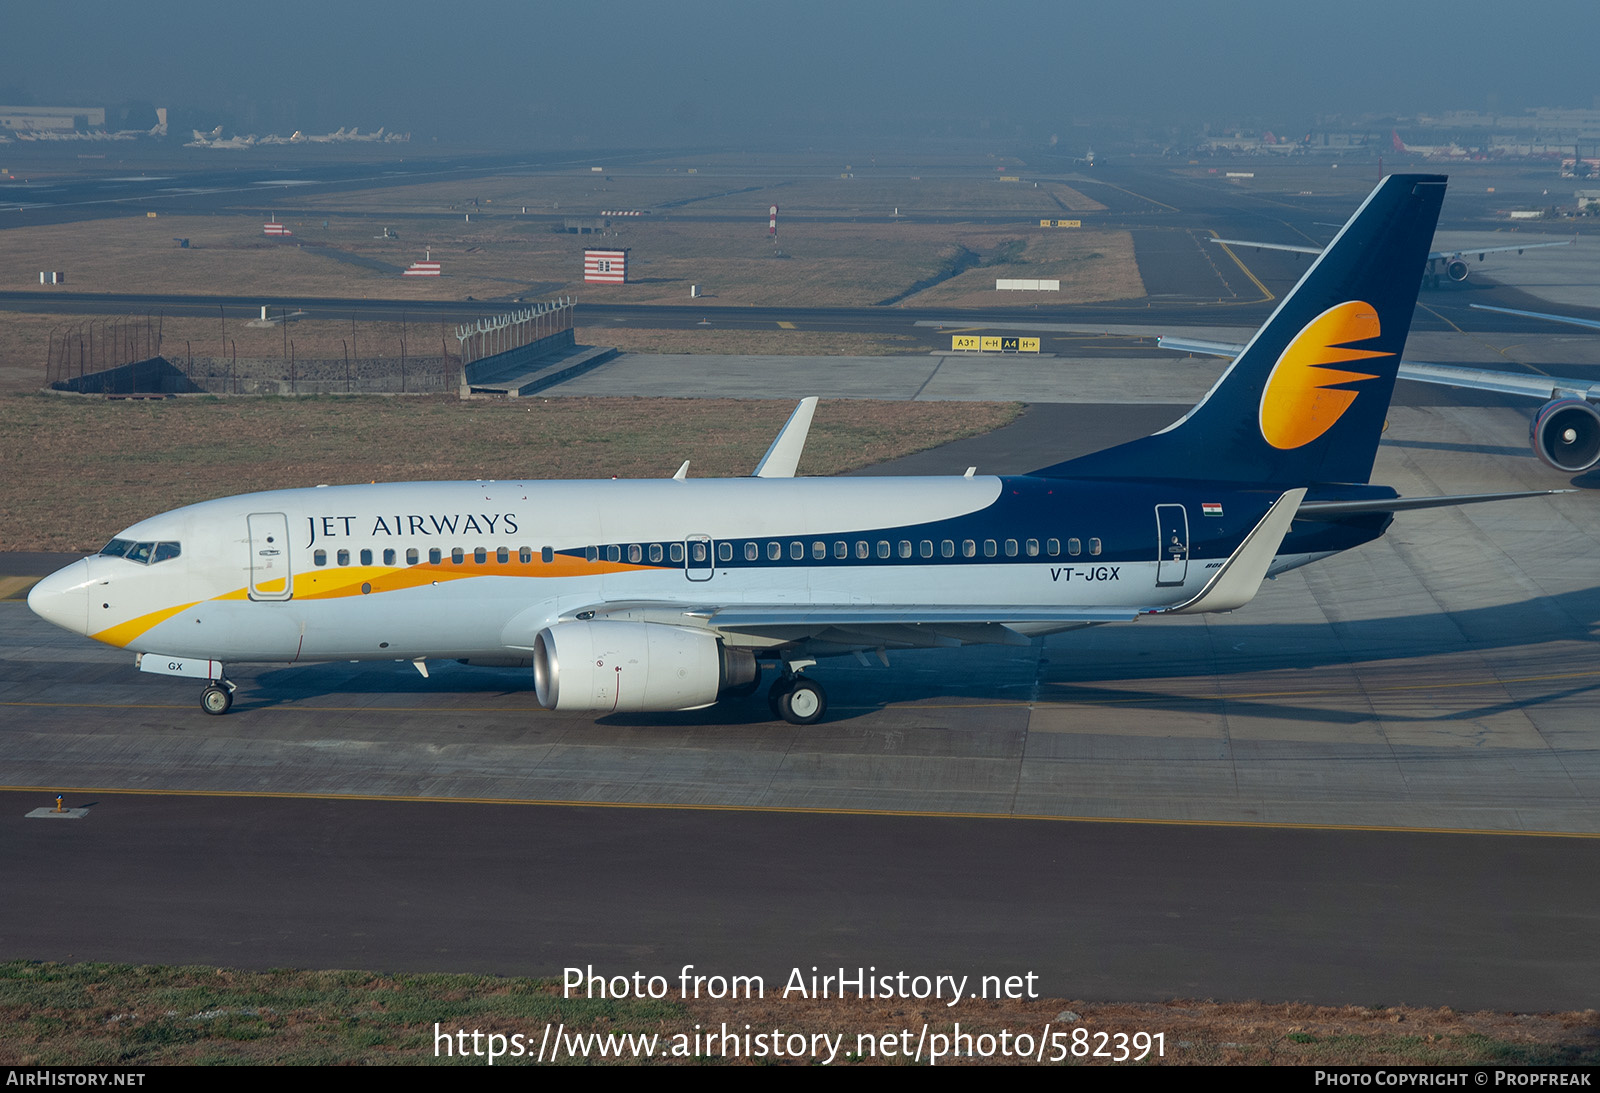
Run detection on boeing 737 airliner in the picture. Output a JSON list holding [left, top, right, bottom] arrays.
[[27, 174, 1552, 724]]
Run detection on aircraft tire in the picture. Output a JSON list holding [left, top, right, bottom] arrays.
[[201, 685, 233, 716], [778, 678, 827, 726]]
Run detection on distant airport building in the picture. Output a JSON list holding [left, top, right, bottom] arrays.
[[584, 248, 628, 284], [0, 106, 106, 132], [263, 222, 291, 236], [403, 259, 442, 277]]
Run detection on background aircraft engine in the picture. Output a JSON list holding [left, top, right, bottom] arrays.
[[1531, 398, 1600, 472], [1445, 259, 1470, 282], [532, 621, 755, 713]]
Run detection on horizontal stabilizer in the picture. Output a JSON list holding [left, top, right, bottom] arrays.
[[1297, 490, 1570, 518], [1167, 488, 1306, 614]]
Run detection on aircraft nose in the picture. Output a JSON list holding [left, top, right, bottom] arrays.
[[27, 559, 92, 636]]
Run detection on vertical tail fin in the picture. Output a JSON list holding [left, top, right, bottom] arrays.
[[1040, 173, 1446, 486]]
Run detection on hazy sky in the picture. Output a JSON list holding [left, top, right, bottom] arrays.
[[3, 1, 1595, 145]]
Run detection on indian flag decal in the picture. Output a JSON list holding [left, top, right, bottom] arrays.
[[1202, 502, 1223, 517]]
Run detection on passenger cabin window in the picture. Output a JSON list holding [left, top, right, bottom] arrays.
[[338, 549, 350, 566], [474, 548, 487, 564], [314, 549, 327, 567], [542, 546, 555, 563], [519, 547, 531, 563], [1025, 539, 1039, 557], [1089, 538, 1102, 556], [899, 541, 912, 559], [877, 541, 890, 559], [941, 540, 955, 558], [407, 548, 419, 566], [718, 542, 733, 563], [429, 548, 442, 565], [628, 544, 642, 564], [605, 545, 620, 563], [649, 544, 663, 564], [452, 548, 464, 565], [962, 540, 976, 558], [360, 549, 373, 566], [920, 541, 933, 558], [768, 542, 782, 561], [833, 541, 847, 559], [498, 547, 510, 564], [1047, 539, 1061, 556], [791, 542, 804, 560], [1005, 539, 1018, 557], [1068, 538, 1081, 556], [745, 542, 759, 562], [983, 540, 997, 558], [670, 543, 684, 563], [383, 549, 396, 566]]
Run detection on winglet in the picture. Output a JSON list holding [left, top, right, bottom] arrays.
[[673, 460, 690, 481], [753, 396, 818, 478], [1167, 488, 1306, 614]]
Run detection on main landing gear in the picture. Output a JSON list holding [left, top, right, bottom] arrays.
[[768, 673, 827, 726], [200, 678, 237, 715]]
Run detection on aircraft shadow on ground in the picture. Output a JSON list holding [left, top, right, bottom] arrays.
[[245, 586, 1600, 728]]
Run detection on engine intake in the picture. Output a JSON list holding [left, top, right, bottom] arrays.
[[1445, 259, 1469, 282], [1531, 398, 1600, 473], [532, 620, 756, 713]]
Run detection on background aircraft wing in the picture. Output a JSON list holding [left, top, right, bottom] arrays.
[[1470, 303, 1600, 332], [1157, 335, 1600, 400], [1430, 240, 1572, 262], [1210, 238, 1322, 255]]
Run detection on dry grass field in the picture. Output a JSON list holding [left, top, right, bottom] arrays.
[[0, 394, 1019, 551], [3, 159, 1134, 314], [4, 210, 1141, 310], [3, 961, 1595, 1066]]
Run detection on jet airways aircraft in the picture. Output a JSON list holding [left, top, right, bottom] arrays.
[[28, 174, 1553, 724]]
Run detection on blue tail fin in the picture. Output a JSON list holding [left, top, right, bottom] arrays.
[[1038, 173, 1447, 485]]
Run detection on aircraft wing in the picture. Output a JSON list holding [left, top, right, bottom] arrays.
[[1470, 304, 1600, 332], [1156, 336, 1600, 400], [1209, 238, 1573, 263], [1211, 239, 1321, 255], [1430, 240, 1572, 262]]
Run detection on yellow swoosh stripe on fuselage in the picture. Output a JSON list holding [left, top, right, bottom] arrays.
[[89, 557, 661, 646]]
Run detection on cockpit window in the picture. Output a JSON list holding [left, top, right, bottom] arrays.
[[101, 539, 180, 564]]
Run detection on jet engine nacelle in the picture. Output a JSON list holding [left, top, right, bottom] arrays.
[[1531, 398, 1600, 472], [1445, 258, 1470, 282], [532, 620, 756, 713]]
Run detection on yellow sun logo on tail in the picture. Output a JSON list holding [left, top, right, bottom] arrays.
[[1259, 301, 1392, 450]]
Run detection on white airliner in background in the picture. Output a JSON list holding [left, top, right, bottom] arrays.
[[1211, 234, 1571, 288], [27, 174, 1556, 724]]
